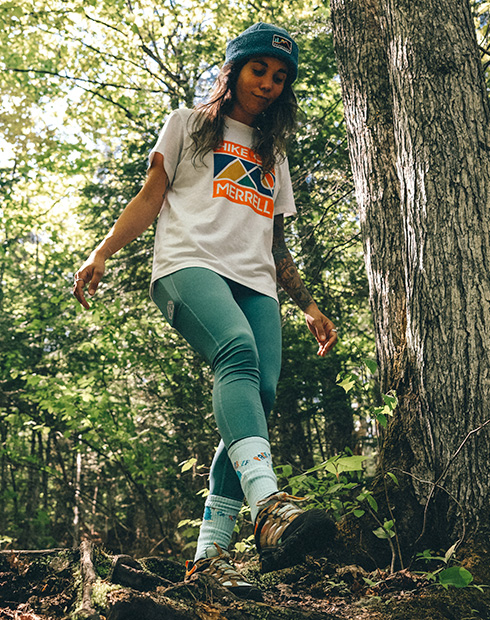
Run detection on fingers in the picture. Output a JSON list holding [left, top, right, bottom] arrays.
[[305, 310, 338, 357], [72, 263, 104, 309], [87, 268, 103, 296], [317, 325, 338, 357], [72, 273, 91, 309]]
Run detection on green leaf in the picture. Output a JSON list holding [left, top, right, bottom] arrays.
[[386, 472, 399, 486], [444, 543, 458, 564], [373, 526, 395, 539], [337, 374, 356, 393], [282, 464, 293, 478], [353, 509, 365, 518], [365, 494, 378, 512], [438, 567, 473, 588], [363, 577, 377, 586], [180, 458, 197, 472], [324, 455, 369, 475], [363, 359, 378, 374], [326, 483, 344, 494], [382, 392, 398, 408], [331, 499, 343, 512]]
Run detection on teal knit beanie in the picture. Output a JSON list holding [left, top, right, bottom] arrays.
[[225, 23, 299, 83]]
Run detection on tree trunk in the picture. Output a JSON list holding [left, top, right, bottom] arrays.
[[331, 0, 490, 553]]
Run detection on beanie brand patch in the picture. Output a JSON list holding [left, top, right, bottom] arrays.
[[272, 34, 292, 54]]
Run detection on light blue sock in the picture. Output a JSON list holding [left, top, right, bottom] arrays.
[[194, 494, 243, 562], [227, 436, 278, 523]]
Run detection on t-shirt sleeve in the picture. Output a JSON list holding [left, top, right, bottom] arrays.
[[274, 156, 296, 217], [148, 109, 187, 184]]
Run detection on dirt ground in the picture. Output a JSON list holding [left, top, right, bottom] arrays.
[[0, 545, 489, 620]]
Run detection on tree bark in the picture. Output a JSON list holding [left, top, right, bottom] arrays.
[[330, 0, 407, 392], [331, 0, 490, 552]]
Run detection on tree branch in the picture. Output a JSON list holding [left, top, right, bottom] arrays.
[[2, 67, 162, 93], [397, 419, 490, 555]]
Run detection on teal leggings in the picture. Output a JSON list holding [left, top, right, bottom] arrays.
[[153, 267, 282, 502]]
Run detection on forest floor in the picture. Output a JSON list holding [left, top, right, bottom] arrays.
[[0, 542, 489, 620]]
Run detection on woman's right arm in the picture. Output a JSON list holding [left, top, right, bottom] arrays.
[[73, 152, 168, 309]]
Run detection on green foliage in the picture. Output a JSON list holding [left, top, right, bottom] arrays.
[[0, 535, 13, 549], [438, 566, 474, 589], [336, 360, 397, 429], [372, 519, 395, 540], [233, 534, 255, 555], [416, 546, 475, 589], [275, 453, 372, 522], [177, 518, 202, 553]]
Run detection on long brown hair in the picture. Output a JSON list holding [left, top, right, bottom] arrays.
[[189, 59, 298, 174]]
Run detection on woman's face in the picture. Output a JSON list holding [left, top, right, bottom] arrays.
[[229, 56, 288, 126]]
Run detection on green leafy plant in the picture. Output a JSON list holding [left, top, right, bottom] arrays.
[[177, 459, 210, 552], [415, 545, 475, 589], [273, 361, 407, 571], [233, 534, 255, 554], [0, 535, 13, 549], [176, 518, 202, 553], [336, 359, 398, 428], [275, 452, 372, 521]]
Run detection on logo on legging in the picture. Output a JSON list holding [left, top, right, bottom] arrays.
[[213, 141, 275, 219], [167, 300, 174, 321]]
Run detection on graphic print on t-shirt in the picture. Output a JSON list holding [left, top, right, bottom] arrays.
[[213, 141, 275, 219]]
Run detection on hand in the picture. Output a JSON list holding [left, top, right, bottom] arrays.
[[72, 251, 106, 309], [304, 302, 338, 357]]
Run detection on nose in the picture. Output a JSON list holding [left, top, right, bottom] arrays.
[[259, 72, 273, 91]]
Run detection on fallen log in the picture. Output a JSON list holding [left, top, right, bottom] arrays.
[[73, 540, 99, 620]]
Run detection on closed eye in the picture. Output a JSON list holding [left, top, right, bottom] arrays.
[[252, 68, 286, 84]]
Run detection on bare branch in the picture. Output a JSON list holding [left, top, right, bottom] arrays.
[[397, 419, 490, 555], [479, 44, 490, 57], [81, 85, 135, 121], [397, 468, 467, 562], [83, 10, 127, 36], [3, 66, 162, 93]]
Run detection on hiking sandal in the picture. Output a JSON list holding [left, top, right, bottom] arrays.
[[254, 491, 335, 573], [185, 543, 263, 601]]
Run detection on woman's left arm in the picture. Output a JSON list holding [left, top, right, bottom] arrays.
[[272, 214, 338, 357]]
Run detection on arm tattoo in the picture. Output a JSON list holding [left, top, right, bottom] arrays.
[[272, 216, 314, 312]]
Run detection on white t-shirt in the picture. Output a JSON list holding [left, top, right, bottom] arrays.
[[149, 108, 296, 301]]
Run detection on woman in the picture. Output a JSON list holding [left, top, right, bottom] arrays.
[[73, 23, 337, 600]]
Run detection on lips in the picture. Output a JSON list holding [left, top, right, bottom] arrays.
[[252, 93, 270, 103]]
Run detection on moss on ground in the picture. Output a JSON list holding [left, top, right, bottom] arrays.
[[140, 556, 185, 582], [91, 580, 121, 612], [92, 546, 113, 579], [376, 587, 490, 620]]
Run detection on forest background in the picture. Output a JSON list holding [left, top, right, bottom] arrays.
[[0, 0, 489, 567]]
